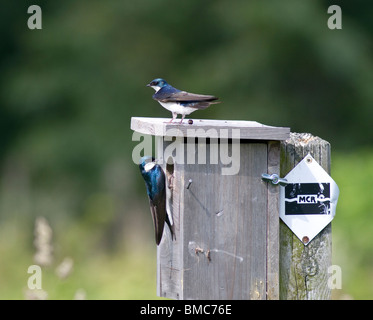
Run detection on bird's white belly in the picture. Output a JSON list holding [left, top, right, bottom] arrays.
[[159, 101, 197, 115]]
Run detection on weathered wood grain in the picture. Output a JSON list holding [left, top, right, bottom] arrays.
[[156, 138, 282, 299], [182, 141, 268, 299], [131, 117, 290, 141], [266, 141, 280, 300], [279, 133, 332, 300]]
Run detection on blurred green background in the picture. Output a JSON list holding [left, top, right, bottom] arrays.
[[0, 0, 372, 299]]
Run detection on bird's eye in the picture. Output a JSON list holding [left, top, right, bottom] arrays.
[[151, 81, 158, 86]]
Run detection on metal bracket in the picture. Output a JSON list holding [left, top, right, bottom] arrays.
[[261, 173, 288, 186]]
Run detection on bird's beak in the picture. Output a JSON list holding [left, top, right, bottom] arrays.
[[146, 83, 151, 87]]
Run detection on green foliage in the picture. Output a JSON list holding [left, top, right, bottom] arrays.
[[332, 150, 373, 299]]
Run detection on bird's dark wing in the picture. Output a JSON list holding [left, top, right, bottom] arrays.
[[147, 166, 167, 245], [159, 91, 219, 103], [148, 196, 166, 245]]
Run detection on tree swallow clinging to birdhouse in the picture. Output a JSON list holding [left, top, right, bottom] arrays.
[[147, 78, 220, 123], [139, 156, 174, 245]]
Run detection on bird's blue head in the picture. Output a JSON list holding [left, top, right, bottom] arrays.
[[139, 156, 156, 174], [146, 78, 168, 92]]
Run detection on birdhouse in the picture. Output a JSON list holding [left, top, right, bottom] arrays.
[[131, 117, 290, 300]]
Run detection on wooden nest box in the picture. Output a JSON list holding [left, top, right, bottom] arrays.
[[131, 117, 290, 300]]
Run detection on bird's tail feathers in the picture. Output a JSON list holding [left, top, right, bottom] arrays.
[[165, 214, 176, 241]]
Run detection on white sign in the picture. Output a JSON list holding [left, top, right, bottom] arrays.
[[279, 154, 339, 245]]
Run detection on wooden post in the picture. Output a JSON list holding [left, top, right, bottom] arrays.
[[279, 132, 332, 300], [131, 117, 290, 300]]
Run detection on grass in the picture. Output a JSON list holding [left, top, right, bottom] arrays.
[[0, 218, 161, 300]]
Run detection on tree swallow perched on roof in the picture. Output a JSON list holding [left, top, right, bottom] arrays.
[[147, 78, 220, 123], [139, 156, 174, 245]]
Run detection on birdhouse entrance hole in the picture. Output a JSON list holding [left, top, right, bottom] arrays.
[[166, 157, 174, 189]]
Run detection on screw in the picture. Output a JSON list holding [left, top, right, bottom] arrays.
[[306, 157, 312, 164], [272, 175, 279, 184], [188, 119, 193, 125], [302, 236, 310, 244], [186, 179, 193, 189]]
